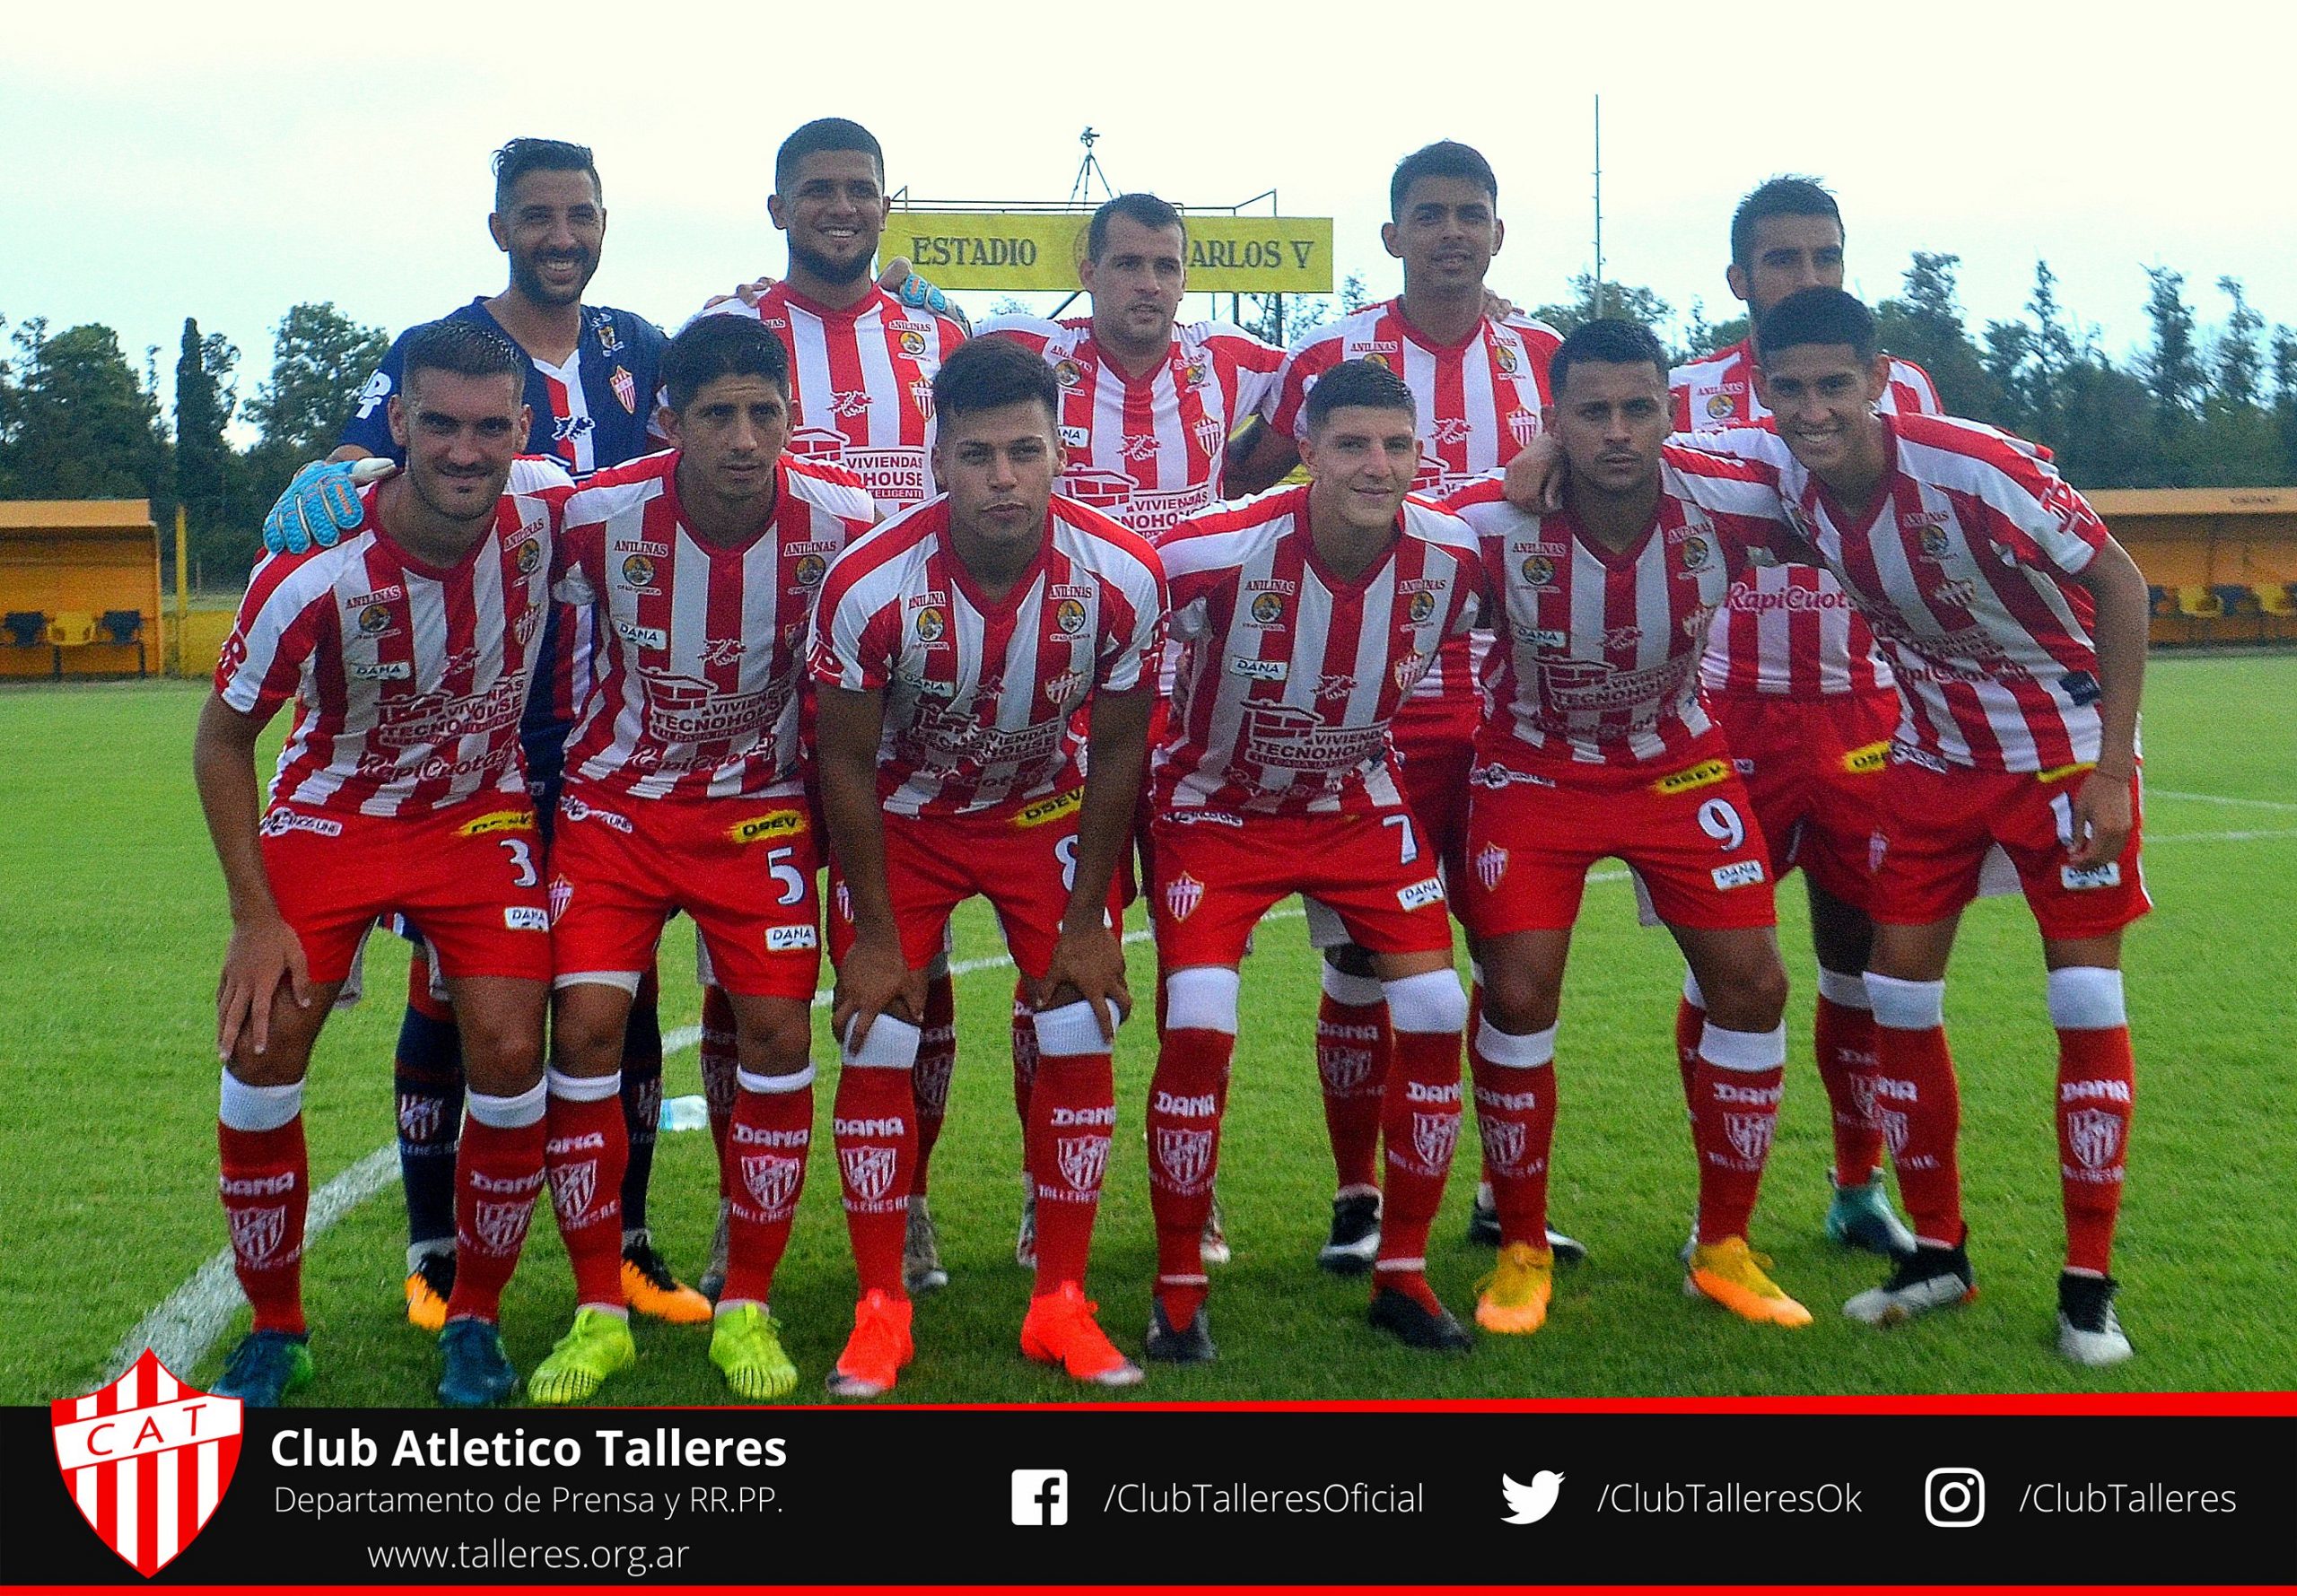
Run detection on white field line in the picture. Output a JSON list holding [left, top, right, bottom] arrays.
[[2153, 789, 2297, 814]]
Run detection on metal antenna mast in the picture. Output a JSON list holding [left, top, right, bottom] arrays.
[[1592, 95, 1605, 321]]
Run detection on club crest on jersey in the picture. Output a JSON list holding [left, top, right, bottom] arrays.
[[1680, 535, 1711, 571], [1407, 589, 1437, 624], [914, 606, 947, 643], [1520, 554, 1555, 587], [2067, 1108, 2123, 1170], [1507, 406, 1540, 448], [1192, 413, 1226, 455], [1053, 358, 1086, 388], [1043, 667, 1088, 706], [547, 1159, 598, 1223], [1249, 591, 1286, 626], [1476, 842, 1510, 891], [621, 554, 657, 589], [1056, 1135, 1111, 1192], [840, 1144, 899, 1204], [514, 604, 542, 647], [1155, 1127, 1214, 1192], [548, 876, 574, 924], [1164, 871, 1206, 921], [911, 378, 935, 418], [52, 1350, 245, 1578], [740, 1153, 805, 1216], [358, 603, 395, 636], [1053, 597, 1087, 636], [1392, 650, 1429, 693]]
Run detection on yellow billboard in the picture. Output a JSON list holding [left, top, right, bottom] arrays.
[[889, 212, 1333, 293]]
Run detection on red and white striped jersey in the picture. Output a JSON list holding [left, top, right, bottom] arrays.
[[1264, 299, 1561, 713], [1447, 449, 1798, 770], [554, 451, 878, 801], [1155, 486, 1482, 815], [694, 283, 965, 516], [1672, 336, 1939, 699], [808, 494, 1166, 817], [216, 458, 573, 816], [978, 314, 1285, 536], [1696, 417, 2114, 772]]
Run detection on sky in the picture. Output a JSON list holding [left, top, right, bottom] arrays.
[[6, 0, 2293, 432]]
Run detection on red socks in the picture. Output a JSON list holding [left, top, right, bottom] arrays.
[[217, 1075, 310, 1336], [834, 1017, 919, 1300], [2049, 967, 2135, 1276], [1148, 1025, 1232, 1327], [1315, 965, 1390, 1194], [722, 1067, 815, 1306], [1010, 986, 1039, 1181], [545, 1072, 629, 1310], [1026, 1001, 1116, 1296], [1467, 1020, 1557, 1246], [1814, 969, 1885, 1189], [909, 975, 956, 1198], [447, 1084, 547, 1322], [1376, 971, 1468, 1310], [699, 982, 739, 1176], [1865, 974, 1964, 1248], [1688, 1023, 1786, 1243]]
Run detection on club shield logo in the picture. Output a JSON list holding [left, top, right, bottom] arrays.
[[53, 1350, 242, 1577]]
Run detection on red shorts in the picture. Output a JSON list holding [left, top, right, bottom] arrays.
[[1711, 690, 1897, 911], [1151, 807, 1455, 969], [550, 789, 821, 1000], [260, 800, 551, 985], [1869, 754, 2151, 938], [827, 789, 1116, 981], [1392, 692, 1479, 887], [1462, 747, 1778, 937]]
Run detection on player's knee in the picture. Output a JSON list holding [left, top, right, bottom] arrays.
[[1165, 966, 1242, 1034], [1322, 943, 1377, 979], [737, 1005, 815, 1073], [462, 1009, 547, 1090], [1384, 967, 1468, 1034]]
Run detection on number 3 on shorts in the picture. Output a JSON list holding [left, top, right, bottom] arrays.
[[1697, 798, 1746, 852], [498, 837, 538, 886]]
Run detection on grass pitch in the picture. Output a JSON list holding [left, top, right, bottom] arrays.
[[2, 656, 2292, 1405]]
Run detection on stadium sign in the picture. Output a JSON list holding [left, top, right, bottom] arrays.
[[890, 211, 1333, 292], [52, 1350, 242, 1576]]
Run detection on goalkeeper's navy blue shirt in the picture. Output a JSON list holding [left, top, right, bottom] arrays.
[[337, 298, 667, 479]]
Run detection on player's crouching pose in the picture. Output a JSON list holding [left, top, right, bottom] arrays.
[[1450, 321, 1812, 1334], [526, 316, 877, 1405], [809, 336, 1166, 1395], [1719, 289, 2153, 1365], [195, 322, 572, 1407], [1145, 360, 1484, 1360]]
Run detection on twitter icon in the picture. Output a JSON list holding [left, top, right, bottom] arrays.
[[1501, 1471, 1564, 1524]]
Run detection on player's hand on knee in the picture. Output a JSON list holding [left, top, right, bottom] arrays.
[[217, 911, 311, 1060], [834, 933, 923, 1051], [1044, 925, 1131, 1042], [2068, 769, 2133, 867], [262, 459, 392, 554]]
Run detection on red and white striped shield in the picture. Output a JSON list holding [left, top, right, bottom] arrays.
[[52, 1349, 241, 1577]]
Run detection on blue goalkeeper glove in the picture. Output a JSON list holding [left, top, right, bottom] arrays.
[[263, 459, 393, 554], [895, 269, 969, 333]]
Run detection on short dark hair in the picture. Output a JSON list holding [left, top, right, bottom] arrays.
[[1550, 318, 1671, 396], [1303, 359, 1418, 433], [774, 118, 885, 193], [661, 315, 791, 414], [1754, 287, 1878, 365], [1730, 175, 1841, 272], [400, 318, 527, 399], [1087, 193, 1187, 262], [930, 335, 1060, 427], [1389, 140, 1498, 221], [492, 137, 600, 215]]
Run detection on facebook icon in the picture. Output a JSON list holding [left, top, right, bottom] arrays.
[[1011, 1470, 1069, 1525]]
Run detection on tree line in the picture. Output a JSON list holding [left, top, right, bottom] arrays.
[[4, 254, 2293, 589]]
